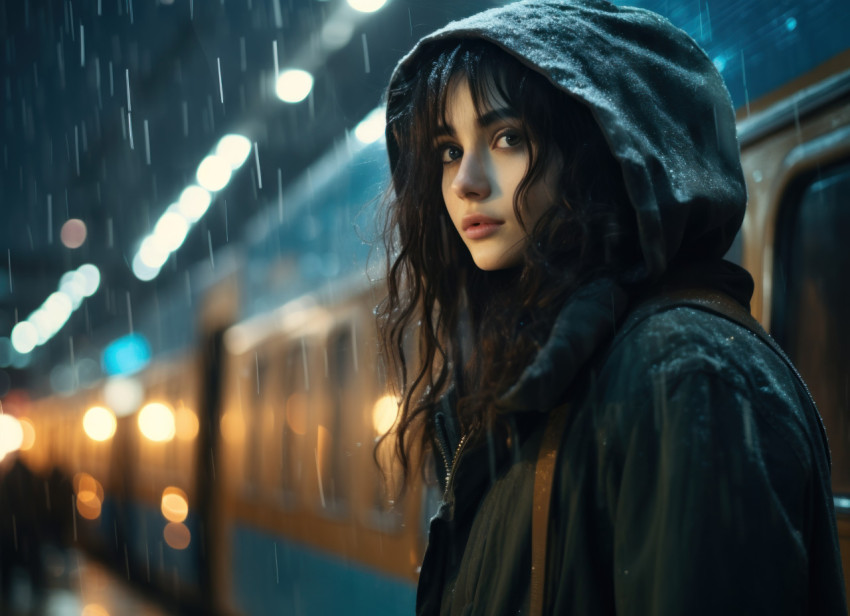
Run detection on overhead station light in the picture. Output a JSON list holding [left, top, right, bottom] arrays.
[[275, 69, 314, 103], [354, 106, 387, 144], [10, 263, 101, 354], [346, 0, 389, 13], [132, 133, 251, 282]]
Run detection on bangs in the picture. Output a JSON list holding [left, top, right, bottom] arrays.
[[423, 41, 532, 139]]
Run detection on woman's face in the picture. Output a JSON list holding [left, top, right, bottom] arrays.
[[437, 79, 560, 271]]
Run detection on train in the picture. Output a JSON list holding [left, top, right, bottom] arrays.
[[9, 0, 850, 614]]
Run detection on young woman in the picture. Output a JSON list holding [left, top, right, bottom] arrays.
[[377, 0, 846, 614]]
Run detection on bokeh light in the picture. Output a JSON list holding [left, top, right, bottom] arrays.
[[215, 134, 252, 169], [103, 376, 144, 417], [354, 107, 386, 145], [372, 394, 400, 434], [0, 415, 24, 458], [138, 402, 176, 442], [74, 472, 104, 520], [275, 69, 314, 103], [82, 605, 111, 616], [196, 154, 233, 192], [18, 417, 36, 451], [60, 218, 88, 249], [139, 235, 169, 269], [163, 522, 191, 550], [175, 406, 200, 441], [220, 411, 245, 444], [161, 486, 189, 523], [346, 0, 388, 13], [176, 185, 212, 223], [83, 406, 117, 441], [132, 252, 160, 282], [11, 321, 38, 354], [77, 264, 101, 296], [153, 211, 190, 252]]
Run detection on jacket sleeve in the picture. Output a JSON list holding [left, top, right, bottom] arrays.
[[609, 363, 825, 615]]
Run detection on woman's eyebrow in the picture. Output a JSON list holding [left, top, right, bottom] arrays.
[[478, 108, 518, 126], [434, 108, 517, 139]]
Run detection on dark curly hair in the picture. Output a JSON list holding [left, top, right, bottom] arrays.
[[377, 39, 638, 487]]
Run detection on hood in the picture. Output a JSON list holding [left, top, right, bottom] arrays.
[[385, 0, 747, 283]]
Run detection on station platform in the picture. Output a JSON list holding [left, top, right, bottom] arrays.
[[2, 547, 176, 616]]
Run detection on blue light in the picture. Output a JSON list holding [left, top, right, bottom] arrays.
[[712, 55, 727, 73], [102, 333, 151, 376], [785, 17, 798, 32]]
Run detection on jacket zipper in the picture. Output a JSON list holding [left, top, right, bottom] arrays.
[[442, 433, 469, 501]]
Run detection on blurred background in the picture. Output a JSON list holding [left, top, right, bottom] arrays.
[[0, 0, 849, 614]]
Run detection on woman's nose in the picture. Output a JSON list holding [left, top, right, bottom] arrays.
[[451, 151, 491, 201]]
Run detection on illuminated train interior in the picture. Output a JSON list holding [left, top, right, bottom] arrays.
[[0, 0, 848, 614]]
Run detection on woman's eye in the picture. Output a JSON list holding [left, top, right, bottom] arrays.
[[440, 145, 462, 164], [496, 131, 523, 148]]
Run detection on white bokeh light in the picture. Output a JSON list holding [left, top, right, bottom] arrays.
[[77, 264, 101, 297], [139, 236, 169, 269], [11, 322, 38, 354], [275, 69, 314, 103], [0, 415, 24, 459], [176, 185, 212, 223], [215, 134, 252, 169], [196, 155, 232, 192], [138, 402, 176, 442], [44, 292, 73, 332], [104, 376, 145, 417], [153, 211, 190, 253], [132, 252, 161, 282], [346, 0, 388, 13], [354, 106, 386, 144]]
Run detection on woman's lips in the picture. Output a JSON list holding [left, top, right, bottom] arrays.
[[464, 222, 503, 239], [462, 214, 504, 240]]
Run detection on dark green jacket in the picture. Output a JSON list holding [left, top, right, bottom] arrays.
[[383, 1, 847, 613], [420, 267, 846, 614]]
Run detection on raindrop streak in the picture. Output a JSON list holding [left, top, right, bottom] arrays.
[[362, 34, 371, 74], [74, 126, 80, 176], [125, 69, 132, 112], [274, 544, 280, 584], [7, 250, 12, 294], [128, 0, 135, 24], [217, 57, 224, 104], [277, 168, 283, 222], [47, 194, 53, 244], [273, 41, 280, 80], [240, 38, 247, 73], [128, 111, 135, 150], [181, 101, 189, 137], [190, 0, 194, 20], [80, 24, 85, 67], [69, 337, 77, 388], [740, 50, 750, 117], [315, 449, 326, 508], [704, 2, 713, 42], [253, 142, 263, 189], [97, 0, 102, 16], [301, 337, 310, 391], [126, 291, 134, 334], [108, 61, 114, 97], [144, 119, 151, 165], [272, 0, 283, 28], [208, 230, 215, 269]]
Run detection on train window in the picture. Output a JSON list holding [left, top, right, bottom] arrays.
[[321, 330, 353, 515], [279, 345, 307, 505], [772, 159, 850, 497], [240, 353, 264, 496]]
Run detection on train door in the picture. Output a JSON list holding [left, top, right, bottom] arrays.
[[738, 68, 850, 598]]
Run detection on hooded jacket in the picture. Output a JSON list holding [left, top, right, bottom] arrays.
[[384, 1, 847, 614]]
